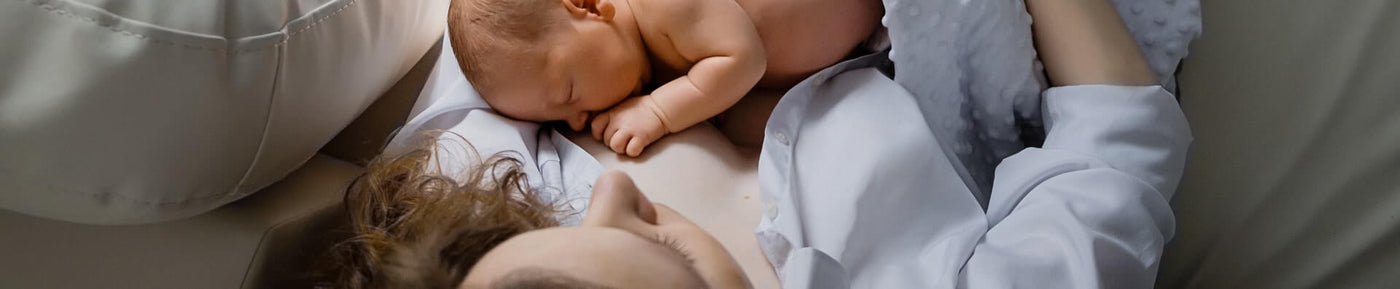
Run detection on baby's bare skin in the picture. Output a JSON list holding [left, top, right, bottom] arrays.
[[594, 0, 882, 156], [458, 0, 881, 157], [584, 0, 765, 157], [739, 0, 884, 87], [639, 0, 884, 88]]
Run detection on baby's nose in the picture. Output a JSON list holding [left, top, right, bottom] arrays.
[[567, 111, 590, 131]]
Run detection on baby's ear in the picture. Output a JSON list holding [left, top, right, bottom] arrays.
[[562, 0, 615, 20]]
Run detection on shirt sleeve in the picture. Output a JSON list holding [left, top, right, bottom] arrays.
[[959, 85, 1192, 289], [779, 248, 850, 289]]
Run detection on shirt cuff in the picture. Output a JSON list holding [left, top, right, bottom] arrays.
[[780, 247, 849, 289], [1041, 85, 1193, 197]]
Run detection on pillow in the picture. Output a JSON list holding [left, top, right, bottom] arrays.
[[0, 0, 448, 224]]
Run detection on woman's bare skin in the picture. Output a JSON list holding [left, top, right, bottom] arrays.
[[565, 123, 778, 288]]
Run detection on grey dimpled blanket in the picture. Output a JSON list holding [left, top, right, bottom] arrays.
[[883, 0, 1201, 202]]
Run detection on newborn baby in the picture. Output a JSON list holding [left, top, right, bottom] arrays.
[[447, 0, 881, 156]]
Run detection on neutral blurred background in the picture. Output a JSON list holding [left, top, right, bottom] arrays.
[[1159, 0, 1400, 288]]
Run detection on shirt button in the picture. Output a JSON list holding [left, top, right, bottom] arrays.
[[773, 132, 789, 145]]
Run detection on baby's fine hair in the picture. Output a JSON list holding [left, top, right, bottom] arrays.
[[447, 0, 563, 86]]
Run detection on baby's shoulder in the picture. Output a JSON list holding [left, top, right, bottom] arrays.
[[630, 0, 707, 28]]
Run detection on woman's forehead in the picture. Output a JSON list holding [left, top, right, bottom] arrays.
[[469, 227, 705, 288]]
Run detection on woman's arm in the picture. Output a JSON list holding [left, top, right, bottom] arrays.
[[961, 85, 1192, 288], [1027, 0, 1156, 86], [958, 1, 1191, 287]]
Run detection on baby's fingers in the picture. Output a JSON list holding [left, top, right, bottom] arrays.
[[609, 131, 631, 155], [591, 113, 611, 141], [625, 136, 651, 157], [602, 124, 620, 147]]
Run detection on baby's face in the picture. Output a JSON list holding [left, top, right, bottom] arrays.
[[478, 16, 649, 131]]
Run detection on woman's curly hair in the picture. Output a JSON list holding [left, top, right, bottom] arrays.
[[316, 134, 563, 289]]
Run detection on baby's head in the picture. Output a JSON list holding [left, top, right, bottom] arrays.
[[449, 0, 651, 131]]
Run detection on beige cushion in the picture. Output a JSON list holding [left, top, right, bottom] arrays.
[[0, 154, 360, 289], [0, 0, 447, 224], [1159, 0, 1400, 288], [0, 35, 436, 288]]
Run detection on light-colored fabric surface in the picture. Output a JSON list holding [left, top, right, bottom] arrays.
[[0, 154, 361, 289], [0, 40, 436, 288], [0, 0, 447, 224], [1158, 0, 1400, 288], [884, 0, 1200, 201], [384, 34, 605, 226], [757, 50, 1191, 288]]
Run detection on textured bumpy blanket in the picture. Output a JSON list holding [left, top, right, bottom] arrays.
[[883, 0, 1201, 202]]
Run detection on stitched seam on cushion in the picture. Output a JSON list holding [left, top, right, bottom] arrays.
[[230, 0, 361, 54], [17, 0, 363, 54], [18, 0, 226, 51], [224, 0, 363, 197], [288, 0, 359, 38], [0, 168, 231, 205], [229, 48, 283, 199], [0, 0, 367, 205], [226, 0, 365, 196]]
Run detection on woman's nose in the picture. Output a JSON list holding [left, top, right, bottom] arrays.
[[587, 170, 660, 226]]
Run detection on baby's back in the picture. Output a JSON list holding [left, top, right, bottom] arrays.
[[735, 0, 882, 87]]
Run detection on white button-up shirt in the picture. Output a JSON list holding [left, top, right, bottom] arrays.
[[757, 53, 1192, 288]]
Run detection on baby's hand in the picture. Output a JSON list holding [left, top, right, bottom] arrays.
[[591, 96, 668, 157]]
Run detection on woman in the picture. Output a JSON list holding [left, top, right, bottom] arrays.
[[318, 0, 1189, 287]]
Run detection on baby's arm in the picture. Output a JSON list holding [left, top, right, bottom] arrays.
[[592, 0, 765, 156], [644, 0, 766, 132]]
